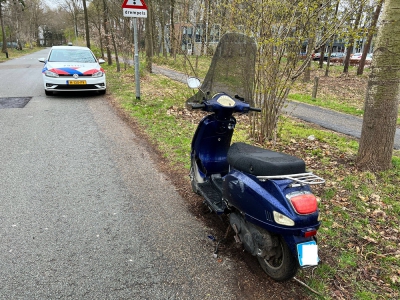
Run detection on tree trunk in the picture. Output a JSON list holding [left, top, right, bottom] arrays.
[[325, 0, 340, 77], [0, 2, 8, 58], [161, 9, 167, 58], [108, 16, 120, 72], [343, 3, 363, 73], [74, 10, 79, 38], [303, 37, 315, 82], [145, 0, 153, 73], [102, 0, 112, 65], [318, 43, 325, 68], [150, 0, 157, 58], [357, 0, 383, 75], [201, 0, 208, 55], [170, 0, 175, 57], [356, 0, 400, 171], [98, 23, 104, 59], [82, 0, 90, 48]]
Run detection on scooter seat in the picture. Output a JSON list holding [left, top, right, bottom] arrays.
[[227, 142, 306, 176]]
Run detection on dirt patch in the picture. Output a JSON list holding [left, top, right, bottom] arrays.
[[292, 68, 368, 111]]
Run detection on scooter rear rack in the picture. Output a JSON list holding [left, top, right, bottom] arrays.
[[257, 172, 325, 187]]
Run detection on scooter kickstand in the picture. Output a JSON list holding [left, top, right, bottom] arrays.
[[213, 226, 232, 258], [232, 224, 241, 244]]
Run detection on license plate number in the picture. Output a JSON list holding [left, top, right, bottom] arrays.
[[67, 80, 86, 85], [297, 241, 319, 267]]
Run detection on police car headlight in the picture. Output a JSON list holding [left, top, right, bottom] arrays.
[[92, 71, 104, 78], [44, 70, 59, 78]]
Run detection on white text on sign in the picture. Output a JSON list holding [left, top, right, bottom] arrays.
[[123, 8, 147, 18]]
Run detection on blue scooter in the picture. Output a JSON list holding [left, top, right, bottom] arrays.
[[187, 33, 325, 281]]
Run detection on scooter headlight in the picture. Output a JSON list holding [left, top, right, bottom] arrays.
[[273, 211, 295, 226]]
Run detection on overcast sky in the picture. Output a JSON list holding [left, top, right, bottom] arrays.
[[45, 0, 60, 9]]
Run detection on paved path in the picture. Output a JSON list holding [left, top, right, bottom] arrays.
[[153, 65, 400, 149]]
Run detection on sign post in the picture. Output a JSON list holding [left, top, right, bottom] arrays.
[[121, 0, 148, 100]]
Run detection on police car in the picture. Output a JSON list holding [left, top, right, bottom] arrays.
[[38, 45, 106, 96]]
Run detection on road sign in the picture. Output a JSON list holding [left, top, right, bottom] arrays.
[[121, 0, 148, 98], [123, 9, 147, 18], [122, 0, 147, 9], [122, 0, 147, 18]]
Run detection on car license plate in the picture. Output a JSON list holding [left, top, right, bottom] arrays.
[[297, 241, 319, 267], [67, 80, 86, 85]]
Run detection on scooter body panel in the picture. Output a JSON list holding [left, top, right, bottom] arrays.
[[223, 170, 320, 235], [191, 114, 236, 177]]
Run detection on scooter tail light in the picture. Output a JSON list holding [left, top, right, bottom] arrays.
[[289, 194, 318, 215], [304, 230, 317, 238]]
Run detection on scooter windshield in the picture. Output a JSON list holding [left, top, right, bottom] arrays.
[[187, 33, 257, 105]]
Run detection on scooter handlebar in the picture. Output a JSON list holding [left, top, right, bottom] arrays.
[[234, 95, 261, 112], [191, 103, 206, 110]]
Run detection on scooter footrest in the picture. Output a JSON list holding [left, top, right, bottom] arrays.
[[211, 174, 223, 194], [197, 181, 226, 214]]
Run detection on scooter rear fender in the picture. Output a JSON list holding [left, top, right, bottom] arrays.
[[223, 169, 320, 235]]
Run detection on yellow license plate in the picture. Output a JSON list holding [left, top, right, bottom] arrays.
[[68, 80, 87, 85]]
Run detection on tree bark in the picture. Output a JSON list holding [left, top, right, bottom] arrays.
[[318, 43, 325, 68], [170, 0, 175, 57], [343, 3, 363, 73], [356, 0, 400, 171], [82, 0, 90, 48], [325, 0, 340, 77], [0, 1, 8, 57], [108, 15, 120, 72], [303, 37, 316, 82], [145, 0, 153, 73], [102, 0, 112, 65], [357, 0, 383, 75]]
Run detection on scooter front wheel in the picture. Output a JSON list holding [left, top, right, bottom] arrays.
[[189, 166, 199, 194], [257, 236, 298, 281]]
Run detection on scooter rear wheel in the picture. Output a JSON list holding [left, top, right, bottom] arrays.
[[257, 236, 298, 281]]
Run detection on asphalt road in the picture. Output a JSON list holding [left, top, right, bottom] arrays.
[[0, 49, 256, 299]]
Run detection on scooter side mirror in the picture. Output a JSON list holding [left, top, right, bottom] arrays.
[[187, 77, 201, 89]]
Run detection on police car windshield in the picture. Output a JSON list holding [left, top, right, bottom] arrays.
[[49, 49, 96, 63]]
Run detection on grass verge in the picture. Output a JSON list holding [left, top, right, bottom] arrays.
[[0, 47, 42, 63], [153, 54, 211, 79], [104, 62, 400, 299]]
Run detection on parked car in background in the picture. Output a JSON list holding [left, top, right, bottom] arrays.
[[328, 52, 346, 64], [312, 52, 321, 61], [349, 53, 373, 65], [38, 46, 106, 96], [312, 52, 333, 61]]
